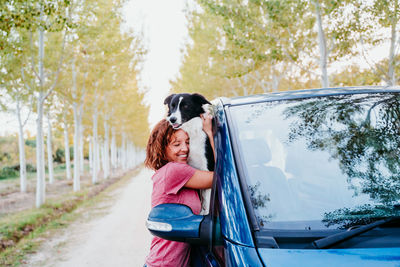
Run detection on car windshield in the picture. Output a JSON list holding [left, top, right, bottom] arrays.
[[229, 92, 400, 230]]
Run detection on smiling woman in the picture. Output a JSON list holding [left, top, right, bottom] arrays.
[[165, 129, 189, 164], [144, 118, 213, 267]]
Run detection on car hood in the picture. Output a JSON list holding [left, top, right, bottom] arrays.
[[258, 248, 400, 266]]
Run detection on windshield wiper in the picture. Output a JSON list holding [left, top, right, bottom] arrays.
[[310, 217, 396, 249]]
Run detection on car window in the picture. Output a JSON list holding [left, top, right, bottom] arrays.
[[229, 93, 400, 230]]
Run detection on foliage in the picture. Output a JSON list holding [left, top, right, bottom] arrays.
[[54, 147, 65, 163], [322, 204, 400, 229], [170, 0, 400, 98], [25, 139, 36, 148], [0, 166, 18, 180], [284, 93, 400, 205], [0, 0, 72, 53]]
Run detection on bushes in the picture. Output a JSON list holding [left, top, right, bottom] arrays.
[[0, 167, 18, 180], [54, 148, 65, 163], [26, 164, 36, 172], [0, 164, 36, 180]]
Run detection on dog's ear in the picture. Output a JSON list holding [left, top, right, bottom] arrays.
[[192, 93, 211, 105], [164, 94, 175, 105]]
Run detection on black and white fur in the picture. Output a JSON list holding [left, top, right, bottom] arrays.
[[164, 93, 214, 215]]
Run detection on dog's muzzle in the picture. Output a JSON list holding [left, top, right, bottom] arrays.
[[167, 116, 182, 129]]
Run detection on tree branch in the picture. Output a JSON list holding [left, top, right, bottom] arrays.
[[359, 35, 389, 83], [21, 67, 32, 91], [44, 29, 67, 101], [29, 31, 40, 80]]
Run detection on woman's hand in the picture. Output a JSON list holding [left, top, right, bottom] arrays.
[[201, 112, 213, 137], [201, 112, 215, 161]]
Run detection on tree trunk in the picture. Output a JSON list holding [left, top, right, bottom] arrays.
[[111, 127, 116, 172], [46, 112, 54, 184], [89, 135, 93, 173], [36, 94, 46, 207], [79, 111, 85, 174], [388, 4, 398, 86], [121, 133, 127, 171], [73, 101, 80, 191], [72, 59, 80, 192], [103, 119, 110, 178], [313, 0, 329, 87], [100, 140, 106, 178], [16, 101, 27, 193], [63, 113, 71, 180], [35, 24, 46, 207], [92, 101, 99, 184]]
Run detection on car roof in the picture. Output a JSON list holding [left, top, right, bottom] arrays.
[[218, 86, 400, 107]]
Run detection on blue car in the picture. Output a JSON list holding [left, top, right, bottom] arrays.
[[147, 87, 400, 266]]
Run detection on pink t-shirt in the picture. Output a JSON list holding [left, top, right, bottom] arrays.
[[146, 162, 200, 267]]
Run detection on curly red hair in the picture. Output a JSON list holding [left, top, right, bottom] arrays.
[[144, 119, 177, 170]]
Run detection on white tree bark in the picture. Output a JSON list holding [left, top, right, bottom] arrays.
[[313, 0, 329, 88], [100, 140, 106, 178], [16, 100, 27, 193], [63, 112, 72, 180], [121, 133, 127, 171], [46, 112, 54, 184], [103, 119, 110, 179], [89, 135, 93, 173], [35, 24, 46, 207], [33, 6, 66, 207], [79, 123, 85, 174], [111, 127, 117, 172], [388, 12, 397, 85], [36, 95, 46, 207], [92, 96, 99, 184], [72, 58, 81, 192]]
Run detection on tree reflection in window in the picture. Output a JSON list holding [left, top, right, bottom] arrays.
[[283, 93, 400, 228], [248, 181, 274, 227]]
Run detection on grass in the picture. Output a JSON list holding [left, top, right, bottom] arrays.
[[0, 166, 142, 267], [0, 163, 88, 195], [0, 162, 91, 182]]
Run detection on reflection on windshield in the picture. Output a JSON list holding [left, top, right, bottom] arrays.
[[231, 93, 400, 230]]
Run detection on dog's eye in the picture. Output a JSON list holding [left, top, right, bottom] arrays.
[[182, 104, 188, 109]]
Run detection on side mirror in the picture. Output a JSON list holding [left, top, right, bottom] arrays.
[[146, 203, 211, 244]]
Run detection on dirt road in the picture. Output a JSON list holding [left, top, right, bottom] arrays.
[[24, 167, 154, 267]]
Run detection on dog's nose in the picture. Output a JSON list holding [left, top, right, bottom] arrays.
[[169, 116, 177, 123]]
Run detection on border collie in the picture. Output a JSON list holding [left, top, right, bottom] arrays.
[[164, 93, 214, 215]]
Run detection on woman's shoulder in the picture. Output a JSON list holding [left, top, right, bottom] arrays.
[[160, 162, 193, 172], [154, 162, 196, 178]]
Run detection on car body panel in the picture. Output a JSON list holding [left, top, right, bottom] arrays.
[[213, 99, 254, 247], [225, 241, 262, 267], [258, 247, 400, 267]]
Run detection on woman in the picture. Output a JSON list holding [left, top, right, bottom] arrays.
[[144, 114, 214, 267]]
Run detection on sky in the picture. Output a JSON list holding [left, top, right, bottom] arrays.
[[123, 0, 189, 128]]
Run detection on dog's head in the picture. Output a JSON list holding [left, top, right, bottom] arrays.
[[164, 93, 211, 129]]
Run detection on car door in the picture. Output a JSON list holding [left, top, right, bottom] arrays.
[[190, 182, 225, 267]]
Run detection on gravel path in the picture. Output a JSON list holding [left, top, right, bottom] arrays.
[[24, 167, 154, 267]]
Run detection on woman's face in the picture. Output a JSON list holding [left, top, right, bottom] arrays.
[[166, 129, 190, 164]]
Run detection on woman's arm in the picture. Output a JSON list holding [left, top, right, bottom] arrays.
[[185, 112, 215, 189], [184, 170, 213, 189]]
